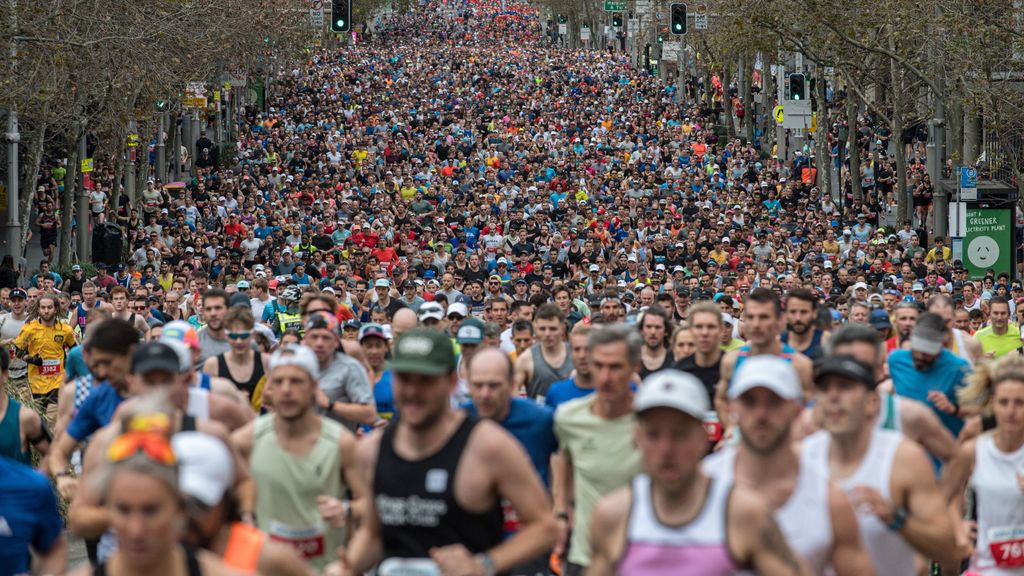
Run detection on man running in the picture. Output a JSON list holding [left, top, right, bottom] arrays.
[[197, 288, 232, 364], [341, 327, 555, 575], [638, 305, 674, 378], [781, 288, 829, 360], [804, 355, 959, 574], [704, 355, 873, 575], [13, 293, 77, 427], [545, 323, 595, 410], [974, 295, 1023, 359], [588, 369, 806, 576], [885, 301, 919, 353], [514, 303, 573, 401], [717, 288, 813, 421], [232, 344, 365, 570], [0, 288, 30, 391], [0, 345, 50, 463]]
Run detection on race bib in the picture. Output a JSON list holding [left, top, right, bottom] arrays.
[[502, 498, 520, 534], [990, 527, 1024, 568], [268, 521, 325, 560], [377, 558, 441, 576], [39, 359, 60, 376]]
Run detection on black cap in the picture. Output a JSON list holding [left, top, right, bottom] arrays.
[[814, 355, 876, 390], [131, 342, 185, 375], [9, 288, 27, 299]]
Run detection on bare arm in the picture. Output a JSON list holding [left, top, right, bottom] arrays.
[[55, 380, 75, 438], [715, 351, 737, 423], [345, 432, 384, 573], [827, 482, 875, 576], [229, 421, 256, 517], [513, 351, 533, 394], [20, 406, 50, 462], [49, 432, 81, 499], [552, 444, 575, 559], [964, 333, 983, 366], [900, 398, 957, 463], [35, 535, 68, 575], [731, 487, 808, 576], [586, 489, 630, 576], [886, 440, 959, 566], [209, 394, 255, 431], [67, 426, 116, 539], [202, 355, 219, 377]]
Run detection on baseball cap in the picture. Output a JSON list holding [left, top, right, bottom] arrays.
[[173, 432, 234, 507], [375, 278, 391, 288], [869, 309, 892, 330], [304, 311, 339, 334], [589, 264, 600, 272], [910, 316, 946, 356], [269, 344, 320, 379], [447, 302, 469, 318], [9, 288, 26, 299], [358, 323, 388, 342], [729, 355, 802, 401], [161, 321, 201, 351], [237, 280, 250, 289], [823, 260, 833, 269], [131, 342, 187, 375], [418, 301, 445, 322], [72, 264, 82, 272], [634, 370, 710, 421], [814, 355, 877, 390], [852, 282, 869, 291], [912, 282, 925, 292], [388, 328, 456, 375], [456, 317, 485, 344]]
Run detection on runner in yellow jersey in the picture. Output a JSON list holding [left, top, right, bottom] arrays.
[[13, 294, 76, 426]]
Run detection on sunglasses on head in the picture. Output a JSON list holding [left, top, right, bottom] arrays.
[[107, 431, 175, 465]]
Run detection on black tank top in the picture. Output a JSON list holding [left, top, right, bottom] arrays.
[[374, 415, 503, 559], [216, 352, 265, 398], [639, 351, 675, 380], [94, 546, 202, 575]]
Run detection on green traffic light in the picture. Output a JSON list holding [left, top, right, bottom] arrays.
[[336, 19, 345, 27]]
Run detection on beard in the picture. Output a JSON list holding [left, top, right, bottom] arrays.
[[788, 320, 812, 335]]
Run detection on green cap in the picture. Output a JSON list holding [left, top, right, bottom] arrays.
[[388, 328, 456, 375], [455, 317, 485, 345]]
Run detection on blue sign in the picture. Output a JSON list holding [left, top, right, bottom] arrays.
[[960, 166, 977, 189]]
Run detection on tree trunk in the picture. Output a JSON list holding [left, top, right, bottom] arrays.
[[847, 92, 862, 204], [815, 65, 831, 199], [110, 142, 125, 215], [890, 33, 909, 224], [721, 65, 735, 141], [18, 123, 45, 259], [60, 134, 80, 268], [741, 55, 754, 143]]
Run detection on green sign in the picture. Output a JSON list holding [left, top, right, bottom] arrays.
[[604, 0, 626, 11], [965, 207, 1013, 279]]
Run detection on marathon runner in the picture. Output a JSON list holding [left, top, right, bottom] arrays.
[[342, 327, 555, 575]]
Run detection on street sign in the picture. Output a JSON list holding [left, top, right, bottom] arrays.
[[773, 105, 784, 125], [580, 26, 591, 41], [662, 41, 682, 62], [781, 100, 812, 129], [604, 0, 626, 11], [695, 14, 708, 29], [310, 0, 324, 27], [965, 207, 1012, 278], [81, 158, 94, 173], [185, 82, 207, 109], [558, 23, 567, 34], [636, 0, 652, 13], [959, 166, 978, 201], [127, 133, 139, 148]]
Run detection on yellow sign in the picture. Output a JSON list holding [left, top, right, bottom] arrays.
[[81, 158, 94, 173], [774, 105, 785, 125], [811, 112, 817, 132], [127, 133, 139, 147], [213, 90, 220, 102], [184, 97, 207, 108], [223, 81, 232, 91]]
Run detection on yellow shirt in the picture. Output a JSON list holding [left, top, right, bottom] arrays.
[[14, 319, 76, 395], [926, 246, 951, 263]]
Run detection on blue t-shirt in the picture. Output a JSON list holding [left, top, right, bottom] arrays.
[[64, 345, 89, 382], [0, 457, 63, 573], [374, 370, 395, 421], [66, 381, 125, 442], [463, 398, 558, 487], [888, 349, 971, 438], [545, 377, 595, 411]]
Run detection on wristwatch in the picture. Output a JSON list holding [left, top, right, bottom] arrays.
[[475, 553, 496, 576], [887, 505, 908, 532]]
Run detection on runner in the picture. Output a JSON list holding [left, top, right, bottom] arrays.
[[232, 344, 364, 570], [885, 301, 919, 353], [928, 294, 983, 366], [638, 305, 675, 379], [514, 303, 573, 401], [0, 347, 50, 464], [545, 323, 595, 410], [0, 288, 30, 391], [940, 354, 1024, 574], [781, 288, 830, 361], [974, 296, 1023, 359], [13, 293, 77, 427], [588, 369, 806, 576], [704, 355, 873, 574], [0, 455, 67, 574], [804, 355, 959, 574], [303, 311, 376, 430], [202, 306, 268, 410], [340, 327, 555, 575], [553, 324, 643, 575], [197, 289, 231, 364]]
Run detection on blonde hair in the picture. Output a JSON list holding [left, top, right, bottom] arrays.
[[958, 355, 1024, 415]]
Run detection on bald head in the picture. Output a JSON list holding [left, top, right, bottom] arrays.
[[468, 347, 515, 420], [391, 307, 418, 339]]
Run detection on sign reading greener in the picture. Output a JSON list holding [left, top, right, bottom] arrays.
[[604, 0, 626, 11], [964, 207, 1013, 279]]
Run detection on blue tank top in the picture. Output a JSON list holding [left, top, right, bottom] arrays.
[[780, 329, 825, 360], [0, 398, 31, 464], [734, 343, 797, 373], [197, 372, 212, 391]]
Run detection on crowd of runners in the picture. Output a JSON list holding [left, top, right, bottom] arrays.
[[1, 0, 1024, 575]]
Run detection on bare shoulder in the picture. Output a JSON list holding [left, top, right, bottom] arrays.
[[469, 417, 520, 458], [728, 483, 771, 527], [196, 418, 231, 443], [721, 349, 739, 371], [199, 550, 249, 576], [592, 485, 632, 528], [230, 418, 256, 455], [356, 427, 385, 471], [891, 437, 935, 488]]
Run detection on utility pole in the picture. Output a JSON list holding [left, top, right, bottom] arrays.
[[172, 112, 182, 181], [776, 59, 786, 165], [4, 0, 20, 262], [928, 3, 948, 236], [75, 126, 89, 262], [125, 120, 137, 207]]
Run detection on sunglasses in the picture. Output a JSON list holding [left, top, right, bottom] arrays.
[[107, 431, 175, 465], [228, 331, 252, 340], [133, 305, 148, 311]]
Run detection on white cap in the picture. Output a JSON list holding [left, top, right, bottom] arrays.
[[634, 370, 710, 420], [852, 281, 869, 291], [729, 355, 802, 401], [823, 260, 833, 269], [589, 264, 600, 272], [269, 344, 320, 379], [419, 302, 445, 322], [172, 432, 234, 507], [447, 302, 469, 318]]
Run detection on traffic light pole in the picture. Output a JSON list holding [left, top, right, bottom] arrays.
[[4, 0, 20, 262], [776, 62, 786, 165]]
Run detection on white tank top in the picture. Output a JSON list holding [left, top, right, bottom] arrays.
[[875, 392, 902, 432], [703, 447, 834, 575], [187, 387, 211, 420], [802, 428, 917, 576], [620, 474, 741, 576], [970, 433, 1024, 575], [952, 328, 974, 365]]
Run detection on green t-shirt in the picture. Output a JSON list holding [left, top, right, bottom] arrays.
[[554, 395, 641, 567], [976, 323, 1023, 359]]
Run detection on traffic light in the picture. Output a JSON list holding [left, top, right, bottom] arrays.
[[670, 3, 686, 35], [612, 14, 623, 27], [789, 73, 806, 100], [330, 0, 351, 33], [657, 33, 664, 43], [557, 14, 567, 24]]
